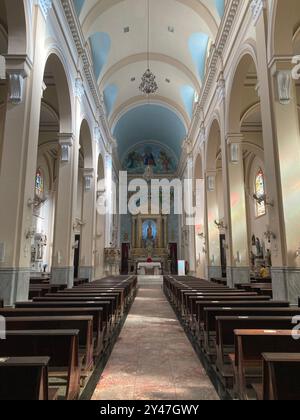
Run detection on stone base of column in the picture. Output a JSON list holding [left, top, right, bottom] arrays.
[[0, 268, 30, 306], [51, 267, 74, 288], [78, 266, 93, 282], [271, 267, 300, 304], [208, 266, 222, 281], [227, 267, 250, 288]]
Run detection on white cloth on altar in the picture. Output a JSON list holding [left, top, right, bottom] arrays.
[[138, 262, 162, 275]]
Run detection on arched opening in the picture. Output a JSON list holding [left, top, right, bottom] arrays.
[[194, 153, 205, 278], [31, 53, 72, 284], [205, 119, 226, 280], [94, 153, 106, 279], [75, 119, 95, 281], [228, 52, 269, 282]]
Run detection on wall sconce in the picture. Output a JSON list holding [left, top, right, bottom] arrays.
[[214, 220, 227, 230], [296, 246, 300, 258], [253, 193, 274, 208], [264, 230, 276, 242]]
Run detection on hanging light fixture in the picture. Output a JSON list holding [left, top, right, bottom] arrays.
[[139, 0, 158, 96]]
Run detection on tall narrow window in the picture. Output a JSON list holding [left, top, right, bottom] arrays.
[[35, 168, 44, 198], [255, 168, 266, 217]]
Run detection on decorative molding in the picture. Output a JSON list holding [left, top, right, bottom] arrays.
[[94, 126, 101, 146], [39, 0, 53, 19], [74, 78, 85, 100], [83, 168, 94, 192], [216, 72, 226, 102], [7, 72, 26, 104], [250, 0, 265, 26], [60, 0, 111, 152], [5, 55, 32, 104], [182, 137, 193, 157], [276, 70, 292, 105], [58, 133, 74, 163], [188, 0, 241, 152]]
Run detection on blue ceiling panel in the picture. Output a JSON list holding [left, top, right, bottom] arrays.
[[113, 104, 187, 160]]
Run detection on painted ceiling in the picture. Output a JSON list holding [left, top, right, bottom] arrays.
[[74, 0, 225, 165]]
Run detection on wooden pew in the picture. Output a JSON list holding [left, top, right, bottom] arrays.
[[233, 330, 300, 400], [15, 301, 112, 337], [203, 306, 298, 351], [215, 316, 296, 386], [186, 294, 269, 325], [40, 293, 121, 321], [0, 357, 58, 400], [5, 316, 94, 377], [0, 307, 104, 356], [0, 330, 81, 400], [254, 353, 300, 400]]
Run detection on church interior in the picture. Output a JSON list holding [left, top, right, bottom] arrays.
[[0, 0, 300, 401]]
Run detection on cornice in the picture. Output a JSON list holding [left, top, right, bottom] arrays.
[[60, 0, 114, 154], [188, 0, 241, 152]]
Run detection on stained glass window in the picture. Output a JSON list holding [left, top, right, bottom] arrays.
[[255, 169, 266, 217], [35, 168, 44, 197]]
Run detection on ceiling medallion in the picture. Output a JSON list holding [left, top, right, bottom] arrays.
[[139, 0, 158, 96]]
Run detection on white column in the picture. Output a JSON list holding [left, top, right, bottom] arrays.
[[0, 6, 49, 304], [51, 133, 78, 287], [225, 134, 250, 285], [79, 168, 96, 281]]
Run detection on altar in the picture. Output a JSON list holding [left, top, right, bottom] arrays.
[[137, 262, 162, 275]]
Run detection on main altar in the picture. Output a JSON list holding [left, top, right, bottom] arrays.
[[128, 213, 169, 274]]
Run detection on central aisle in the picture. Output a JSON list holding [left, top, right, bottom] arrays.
[[92, 282, 219, 400]]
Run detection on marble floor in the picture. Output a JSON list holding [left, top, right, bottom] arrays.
[[92, 283, 219, 401]]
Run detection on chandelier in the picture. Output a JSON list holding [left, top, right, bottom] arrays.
[[139, 0, 158, 95], [139, 69, 158, 95]]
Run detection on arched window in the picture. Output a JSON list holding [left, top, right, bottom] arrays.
[[255, 168, 266, 217], [35, 168, 44, 198]]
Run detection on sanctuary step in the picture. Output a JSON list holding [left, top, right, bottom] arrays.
[[137, 275, 163, 286]]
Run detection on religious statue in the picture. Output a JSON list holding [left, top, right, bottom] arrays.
[[255, 238, 263, 257], [147, 222, 153, 240], [265, 249, 272, 267]]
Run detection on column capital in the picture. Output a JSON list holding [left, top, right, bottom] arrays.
[[82, 168, 94, 192], [225, 133, 244, 145], [58, 133, 75, 163], [4, 54, 33, 104]]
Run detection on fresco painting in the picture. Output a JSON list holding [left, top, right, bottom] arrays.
[[123, 144, 178, 174]]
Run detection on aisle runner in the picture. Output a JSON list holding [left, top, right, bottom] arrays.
[[92, 284, 219, 400]]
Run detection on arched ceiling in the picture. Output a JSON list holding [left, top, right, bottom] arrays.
[[74, 0, 225, 162]]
